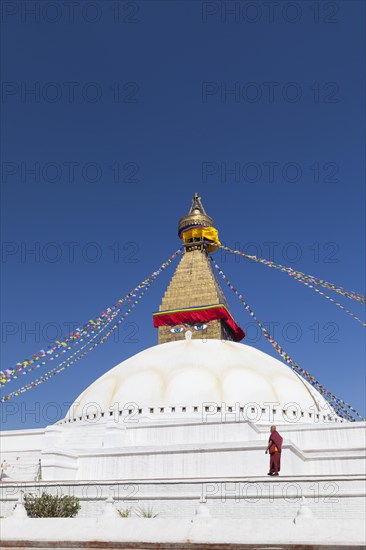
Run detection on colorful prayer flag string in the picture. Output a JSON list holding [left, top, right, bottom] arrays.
[[221, 246, 365, 327], [220, 246, 366, 305], [0, 250, 182, 395], [1, 307, 121, 402], [0, 312, 115, 386], [288, 278, 366, 327], [0, 249, 182, 386], [210, 257, 365, 422], [0, 312, 120, 382], [1, 308, 120, 388], [1, 290, 142, 402]]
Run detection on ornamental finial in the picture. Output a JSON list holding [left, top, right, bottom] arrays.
[[178, 193, 214, 238], [190, 192, 207, 216], [177, 194, 220, 253]]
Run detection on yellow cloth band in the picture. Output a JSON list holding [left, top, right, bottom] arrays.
[[182, 226, 220, 252]]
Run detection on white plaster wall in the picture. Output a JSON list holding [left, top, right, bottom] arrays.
[[0, 428, 44, 452], [1, 515, 365, 547], [276, 422, 366, 451], [1, 419, 365, 482], [1, 476, 365, 522], [0, 429, 45, 481]]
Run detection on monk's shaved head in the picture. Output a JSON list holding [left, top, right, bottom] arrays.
[[270, 425, 276, 433]]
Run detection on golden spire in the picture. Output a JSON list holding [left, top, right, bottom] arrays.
[[178, 193, 220, 253], [178, 193, 214, 238], [153, 193, 244, 344]]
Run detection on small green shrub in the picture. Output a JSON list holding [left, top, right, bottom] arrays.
[[23, 492, 80, 518], [116, 507, 132, 517], [135, 505, 158, 518]]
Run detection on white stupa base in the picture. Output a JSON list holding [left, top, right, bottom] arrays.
[[1, 417, 365, 482], [1, 515, 365, 548]]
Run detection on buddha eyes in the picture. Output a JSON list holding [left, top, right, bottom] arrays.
[[170, 324, 207, 333], [194, 324, 207, 331]]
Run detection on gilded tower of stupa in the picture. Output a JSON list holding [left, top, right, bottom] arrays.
[[153, 193, 244, 344]]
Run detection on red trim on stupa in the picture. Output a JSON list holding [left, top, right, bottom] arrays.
[[153, 304, 245, 342]]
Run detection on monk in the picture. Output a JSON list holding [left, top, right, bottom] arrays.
[[265, 425, 283, 476]]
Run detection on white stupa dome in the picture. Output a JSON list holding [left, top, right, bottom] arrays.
[[67, 339, 336, 423]]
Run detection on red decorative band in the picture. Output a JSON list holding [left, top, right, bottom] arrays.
[[153, 304, 245, 342]]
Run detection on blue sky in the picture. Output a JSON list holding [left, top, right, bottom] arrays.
[[1, 0, 365, 429]]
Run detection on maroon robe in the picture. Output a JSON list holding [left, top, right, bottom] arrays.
[[268, 431, 283, 474]]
